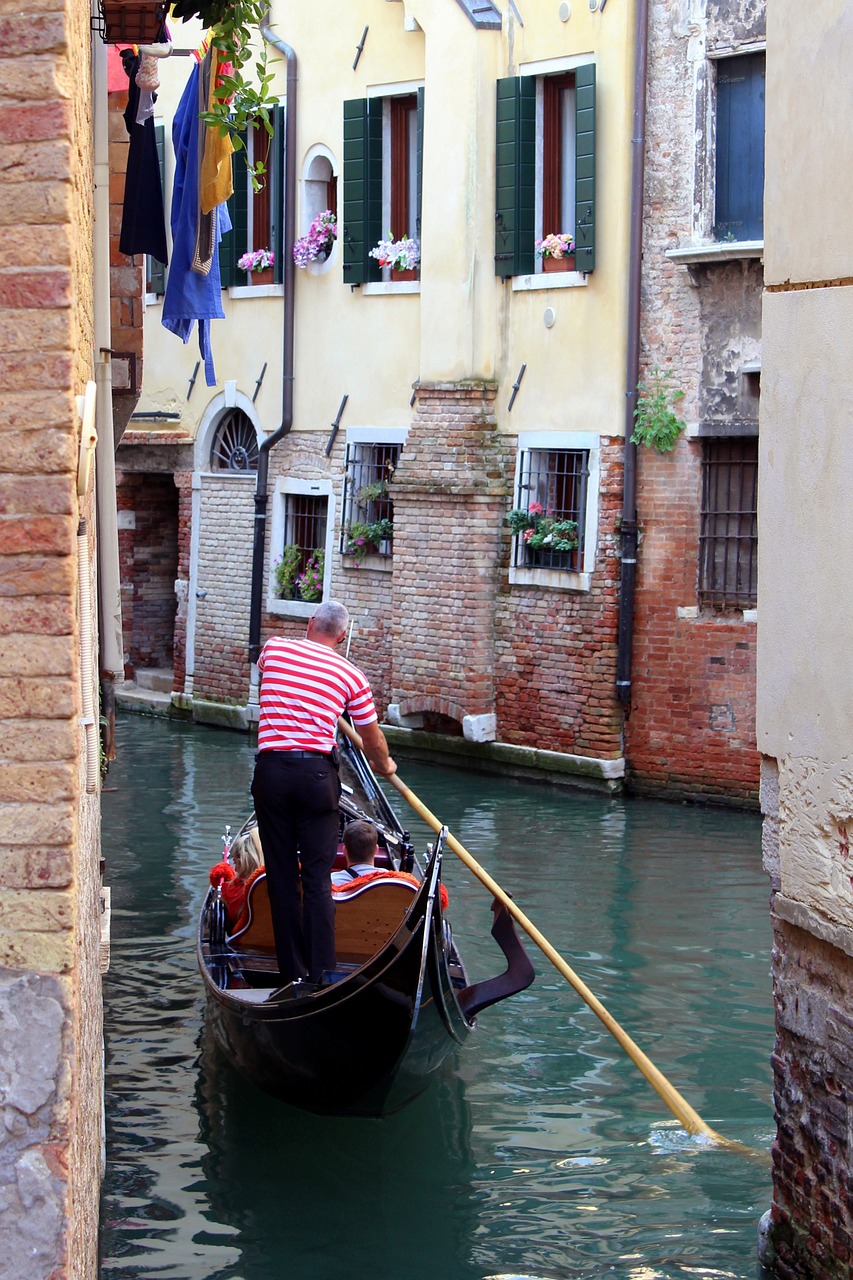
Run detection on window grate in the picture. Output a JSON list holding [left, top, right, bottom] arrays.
[[698, 438, 758, 608], [210, 409, 258, 472], [340, 443, 400, 558], [513, 448, 587, 571], [276, 494, 328, 602]]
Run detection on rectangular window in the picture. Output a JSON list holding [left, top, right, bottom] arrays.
[[275, 494, 328, 603], [714, 52, 765, 242], [340, 442, 400, 561], [342, 89, 423, 285], [219, 103, 285, 287], [495, 64, 595, 278], [698, 438, 758, 608], [511, 448, 588, 572]]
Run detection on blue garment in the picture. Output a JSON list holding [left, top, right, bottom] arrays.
[[161, 58, 231, 387]]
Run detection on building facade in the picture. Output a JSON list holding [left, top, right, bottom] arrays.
[[628, 0, 764, 804], [758, 2, 853, 1275], [122, 0, 641, 790]]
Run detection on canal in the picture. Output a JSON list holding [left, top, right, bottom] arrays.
[[99, 715, 774, 1280]]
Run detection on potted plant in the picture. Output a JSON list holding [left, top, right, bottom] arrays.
[[295, 549, 325, 602], [293, 210, 337, 268], [535, 232, 576, 274], [237, 247, 275, 285], [369, 235, 420, 282], [507, 503, 579, 566], [97, 0, 168, 43], [273, 544, 302, 599], [345, 518, 394, 565], [356, 479, 389, 505]]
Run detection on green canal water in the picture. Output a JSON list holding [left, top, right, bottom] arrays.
[[99, 715, 774, 1280]]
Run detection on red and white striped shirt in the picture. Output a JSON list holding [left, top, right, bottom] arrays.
[[256, 636, 377, 753]]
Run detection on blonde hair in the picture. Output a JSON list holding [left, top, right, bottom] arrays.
[[231, 828, 264, 879]]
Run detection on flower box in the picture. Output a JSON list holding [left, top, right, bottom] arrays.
[[542, 254, 575, 273], [246, 267, 274, 286], [98, 0, 168, 43], [390, 267, 418, 282]]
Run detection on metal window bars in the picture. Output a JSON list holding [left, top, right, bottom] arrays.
[[278, 495, 328, 601], [340, 443, 400, 558], [698, 438, 758, 609], [512, 449, 588, 571]]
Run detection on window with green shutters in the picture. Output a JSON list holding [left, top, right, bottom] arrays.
[[218, 103, 286, 287], [495, 64, 596, 278], [342, 90, 424, 285]]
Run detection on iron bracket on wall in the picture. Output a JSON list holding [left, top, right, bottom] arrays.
[[353, 26, 368, 70], [187, 360, 200, 400], [252, 362, 268, 403], [508, 362, 527, 411], [324, 394, 350, 457]]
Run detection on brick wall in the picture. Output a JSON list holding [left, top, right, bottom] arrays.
[[0, 0, 103, 1275], [628, 0, 764, 803], [766, 912, 853, 1280], [495, 438, 624, 759], [193, 474, 255, 703], [627, 439, 759, 803], [116, 470, 178, 677]]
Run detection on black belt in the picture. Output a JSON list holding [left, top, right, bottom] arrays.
[[269, 749, 328, 758]]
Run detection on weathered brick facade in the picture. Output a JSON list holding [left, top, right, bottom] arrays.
[[116, 470, 179, 677], [0, 0, 104, 1274], [627, 0, 764, 803]]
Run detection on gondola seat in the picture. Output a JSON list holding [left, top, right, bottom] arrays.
[[332, 876, 418, 964], [227, 871, 420, 967]]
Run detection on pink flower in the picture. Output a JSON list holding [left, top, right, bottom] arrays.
[[528, 502, 544, 516]]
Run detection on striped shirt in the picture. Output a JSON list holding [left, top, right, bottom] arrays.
[[256, 636, 377, 754]]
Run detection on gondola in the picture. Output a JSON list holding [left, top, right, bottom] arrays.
[[197, 729, 534, 1116]]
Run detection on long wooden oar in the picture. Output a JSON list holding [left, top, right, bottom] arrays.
[[338, 719, 758, 1154]]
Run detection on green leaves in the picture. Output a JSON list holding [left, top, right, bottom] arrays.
[[631, 368, 686, 454]]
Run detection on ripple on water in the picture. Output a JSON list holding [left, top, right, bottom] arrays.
[[100, 718, 773, 1280]]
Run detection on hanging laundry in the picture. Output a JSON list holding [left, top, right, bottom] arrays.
[[162, 51, 231, 387], [200, 45, 234, 215], [118, 47, 169, 265]]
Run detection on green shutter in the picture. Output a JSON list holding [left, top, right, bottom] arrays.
[[147, 123, 167, 294], [270, 103, 285, 284], [574, 63, 596, 273], [342, 97, 382, 285], [416, 87, 424, 241], [494, 76, 535, 278], [218, 131, 249, 287]]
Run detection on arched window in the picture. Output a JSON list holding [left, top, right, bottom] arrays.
[[209, 409, 259, 473]]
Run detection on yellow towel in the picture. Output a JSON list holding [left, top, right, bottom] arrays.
[[200, 46, 234, 215]]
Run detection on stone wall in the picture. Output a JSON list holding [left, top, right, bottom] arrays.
[[116, 470, 179, 677], [193, 473, 256, 703], [0, 0, 103, 1275]]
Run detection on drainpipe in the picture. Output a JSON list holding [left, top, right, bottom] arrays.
[[616, 0, 649, 707], [248, 17, 297, 673]]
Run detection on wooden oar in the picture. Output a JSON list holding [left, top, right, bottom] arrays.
[[338, 718, 758, 1154]]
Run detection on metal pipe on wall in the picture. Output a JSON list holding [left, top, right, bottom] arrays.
[[248, 16, 297, 672], [616, 0, 650, 707]]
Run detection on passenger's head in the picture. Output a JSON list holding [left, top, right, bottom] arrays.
[[308, 600, 349, 646], [343, 820, 379, 867], [231, 828, 264, 879]]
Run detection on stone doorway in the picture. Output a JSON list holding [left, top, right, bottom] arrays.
[[117, 472, 179, 685]]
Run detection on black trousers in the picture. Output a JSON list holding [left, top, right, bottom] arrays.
[[250, 751, 341, 983]]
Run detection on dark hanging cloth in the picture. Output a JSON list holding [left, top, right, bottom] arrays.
[[119, 49, 168, 266]]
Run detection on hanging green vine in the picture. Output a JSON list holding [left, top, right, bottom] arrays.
[[170, 0, 280, 187], [631, 368, 686, 454]]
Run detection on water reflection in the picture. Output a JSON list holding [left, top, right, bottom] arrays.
[[100, 717, 773, 1280]]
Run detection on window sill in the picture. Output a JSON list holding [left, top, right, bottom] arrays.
[[229, 283, 285, 299], [267, 598, 317, 618], [362, 281, 420, 296], [511, 271, 589, 292], [677, 605, 757, 623], [144, 292, 162, 307], [665, 240, 763, 266], [509, 565, 592, 592]]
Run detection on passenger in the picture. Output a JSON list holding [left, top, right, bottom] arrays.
[[251, 599, 396, 984], [210, 828, 264, 931], [331, 820, 381, 886]]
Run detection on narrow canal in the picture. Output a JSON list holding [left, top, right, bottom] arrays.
[[99, 715, 774, 1280]]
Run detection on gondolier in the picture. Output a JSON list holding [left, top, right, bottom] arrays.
[[251, 599, 396, 985]]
